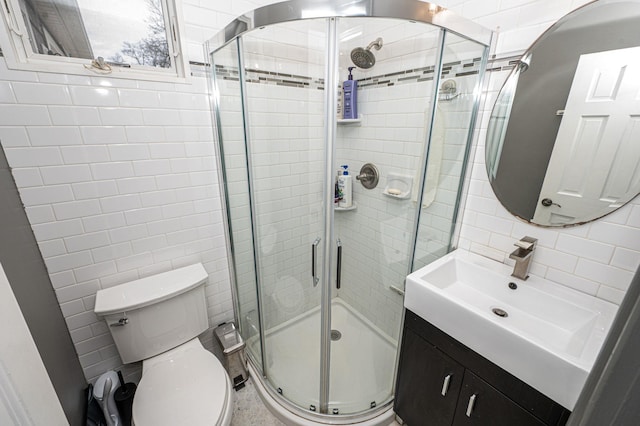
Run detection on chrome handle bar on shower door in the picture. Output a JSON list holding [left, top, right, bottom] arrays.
[[336, 239, 342, 289], [312, 238, 321, 287]]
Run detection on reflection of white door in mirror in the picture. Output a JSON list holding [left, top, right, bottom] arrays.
[[534, 46, 640, 225]]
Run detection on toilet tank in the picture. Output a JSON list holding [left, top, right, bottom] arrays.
[[94, 264, 209, 363]]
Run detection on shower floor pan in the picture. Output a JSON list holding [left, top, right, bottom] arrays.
[[249, 298, 397, 415]]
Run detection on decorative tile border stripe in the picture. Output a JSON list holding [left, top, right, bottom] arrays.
[[214, 64, 240, 81], [214, 64, 325, 89], [357, 56, 485, 89], [214, 52, 525, 91], [486, 53, 525, 73]]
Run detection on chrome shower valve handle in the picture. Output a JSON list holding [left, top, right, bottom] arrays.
[[356, 163, 379, 189]]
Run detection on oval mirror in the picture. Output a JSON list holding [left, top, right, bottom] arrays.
[[486, 0, 640, 227]]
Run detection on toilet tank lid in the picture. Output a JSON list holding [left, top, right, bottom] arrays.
[[94, 264, 208, 316]]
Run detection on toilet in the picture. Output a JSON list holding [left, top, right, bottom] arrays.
[[94, 264, 233, 426]]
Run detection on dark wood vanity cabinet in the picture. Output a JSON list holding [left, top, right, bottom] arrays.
[[395, 310, 571, 426], [395, 327, 464, 425]]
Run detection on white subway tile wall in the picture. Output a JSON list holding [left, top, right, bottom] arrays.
[[1, 0, 639, 384], [0, 56, 233, 381]]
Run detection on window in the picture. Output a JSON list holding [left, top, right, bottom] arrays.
[[0, 0, 188, 81]]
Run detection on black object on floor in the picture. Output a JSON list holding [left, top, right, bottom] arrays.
[[234, 374, 246, 391], [114, 370, 137, 426]]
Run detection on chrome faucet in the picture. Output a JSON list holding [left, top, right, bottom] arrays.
[[509, 236, 537, 280]]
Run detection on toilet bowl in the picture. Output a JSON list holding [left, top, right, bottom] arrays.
[[133, 339, 233, 425], [94, 264, 233, 426]]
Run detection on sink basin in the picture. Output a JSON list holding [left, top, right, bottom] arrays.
[[405, 249, 617, 410]]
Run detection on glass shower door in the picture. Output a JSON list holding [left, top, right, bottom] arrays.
[[412, 32, 489, 270], [211, 41, 263, 370], [239, 19, 328, 411], [327, 17, 446, 415], [212, 11, 489, 418]]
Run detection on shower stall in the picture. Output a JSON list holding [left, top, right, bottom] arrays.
[[207, 0, 491, 423]]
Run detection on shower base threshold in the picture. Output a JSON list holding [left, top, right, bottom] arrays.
[[248, 362, 396, 426], [247, 298, 398, 425]]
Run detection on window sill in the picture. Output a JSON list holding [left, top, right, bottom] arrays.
[[1, 55, 192, 85]]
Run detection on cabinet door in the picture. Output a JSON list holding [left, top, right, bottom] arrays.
[[453, 370, 545, 426], [395, 328, 465, 426]]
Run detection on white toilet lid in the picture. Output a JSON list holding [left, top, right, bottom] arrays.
[[133, 345, 230, 426]]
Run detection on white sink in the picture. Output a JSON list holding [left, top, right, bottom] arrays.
[[405, 249, 617, 410]]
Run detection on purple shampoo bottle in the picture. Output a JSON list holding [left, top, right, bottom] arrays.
[[343, 67, 358, 119]]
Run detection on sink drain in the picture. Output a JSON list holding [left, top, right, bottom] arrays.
[[331, 330, 342, 341], [492, 308, 508, 318]]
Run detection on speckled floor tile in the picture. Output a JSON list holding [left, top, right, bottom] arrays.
[[229, 376, 402, 426], [230, 378, 286, 426]]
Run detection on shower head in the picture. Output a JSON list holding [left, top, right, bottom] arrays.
[[350, 37, 383, 69]]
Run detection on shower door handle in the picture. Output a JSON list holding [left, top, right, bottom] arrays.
[[312, 238, 321, 287], [336, 239, 342, 289]]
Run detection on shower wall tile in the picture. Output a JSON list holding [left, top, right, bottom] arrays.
[[242, 83, 325, 330], [333, 68, 480, 339]]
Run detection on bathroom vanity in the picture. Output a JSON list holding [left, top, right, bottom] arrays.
[[395, 310, 570, 425], [396, 249, 617, 425]]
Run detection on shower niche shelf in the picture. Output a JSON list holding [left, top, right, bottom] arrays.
[[335, 202, 357, 211], [337, 115, 362, 125]]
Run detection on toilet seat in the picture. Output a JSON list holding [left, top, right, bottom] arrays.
[[133, 339, 233, 426]]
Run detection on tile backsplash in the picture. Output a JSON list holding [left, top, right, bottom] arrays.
[[0, 0, 638, 386]]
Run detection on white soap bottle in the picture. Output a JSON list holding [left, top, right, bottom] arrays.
[[338, 165, 352, 208], [336, 87, 344, 120]]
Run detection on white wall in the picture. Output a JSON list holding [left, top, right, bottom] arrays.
[[0, 262, 68, 426], [0, 0, 638, 385]]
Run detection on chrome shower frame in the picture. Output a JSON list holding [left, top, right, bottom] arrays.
[[208, 0, 491, 51], [207, 0, 491, 423]]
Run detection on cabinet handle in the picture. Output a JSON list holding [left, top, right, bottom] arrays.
[[441, 374, 451, 396], [465, 394, 477, 417]]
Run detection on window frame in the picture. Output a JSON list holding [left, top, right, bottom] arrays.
[[0, 0, 190, 83]]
